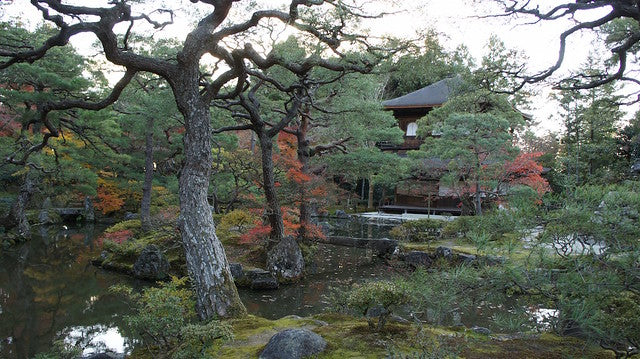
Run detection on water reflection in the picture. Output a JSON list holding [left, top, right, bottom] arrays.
[[0, 224, 138, 358], [64, 325, 130, 355]]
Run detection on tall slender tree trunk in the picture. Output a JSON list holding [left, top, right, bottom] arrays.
[[367, 175, 374, 209], [475, 177, 482, 216], [173, 73, 246, 320], [140, 117, 154, 233], [257, 130, 285, 242], [296, 117, 311, 242]]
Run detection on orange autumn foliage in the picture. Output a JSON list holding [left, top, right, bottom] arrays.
[[94, 178, 126, 214], [503, 152, 550, 196]]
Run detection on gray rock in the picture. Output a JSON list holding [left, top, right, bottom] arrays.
[[457, 253, 477, 264], [318, 221, 331, 234], [123, 212, 139, 220], [471, 326, 492, 335], [366, 304, 389, 319], [246, 269, 279, 290], [391, 314, 410, 324], [267, 236, 305, 283], [229, 262, 244, 281], [402, 251, 433, 268], [133, 244, 170, 280], [334, 210, 349, 219], [259, 329, 327, 359], [434, 246, 453, 259]]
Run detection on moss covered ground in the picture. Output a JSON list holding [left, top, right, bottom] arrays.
[[205, 314, 612, 358]]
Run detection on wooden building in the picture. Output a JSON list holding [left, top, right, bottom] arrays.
[[378, 77, 463, 215]]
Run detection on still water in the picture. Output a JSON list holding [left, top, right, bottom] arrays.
[[0, 224, 139, 358]]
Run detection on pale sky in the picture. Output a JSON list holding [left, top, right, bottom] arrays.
[[2, 0, 637, 134]]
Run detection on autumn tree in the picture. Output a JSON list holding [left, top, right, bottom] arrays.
[[0, 0, 401, 320]]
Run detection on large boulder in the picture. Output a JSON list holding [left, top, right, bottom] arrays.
[[267, 236, 304, 283], [247, 269, 279, 290], [230, 263, 279, 289], [259, 329, 327, 359], [434, 246, 453, 260], [133, 244, 170, 280], [334, 209, 349, 219], [402, 251, 433, 268], [229, 262, 244, 281]]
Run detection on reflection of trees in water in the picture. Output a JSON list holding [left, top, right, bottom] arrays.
[[0, 225, 135, 358]]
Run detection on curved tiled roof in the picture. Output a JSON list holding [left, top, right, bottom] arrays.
[[382, 77, 461, 109]]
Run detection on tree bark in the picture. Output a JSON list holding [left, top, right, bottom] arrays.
[[257, 131, 285, 242], [367, 175, 374, 209], [296, 114, 312, 242], [475, 177, 482, 216], [140, 117, 154, 233], [173, 72, 246, 320]]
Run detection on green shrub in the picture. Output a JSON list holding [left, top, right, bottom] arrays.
[[389, 219, 444, 242], [104, 219, 141, 234], [111, 277, 232, 358], [441, 216, 475, 238], [441, 213, 520, 242], [216, 209, 258, 243], [346, 280, 411, 331]]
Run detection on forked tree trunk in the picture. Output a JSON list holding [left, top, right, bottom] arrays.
[[257, 131, 285, 242], [140, 117, 154, 233], [174, 75, 246, 320]]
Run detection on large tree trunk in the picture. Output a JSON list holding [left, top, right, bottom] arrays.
[[257, 131, 285, 242], [4, 175, 35, 237], [174, 75, 246, 320], [140, 117, 154, 233]]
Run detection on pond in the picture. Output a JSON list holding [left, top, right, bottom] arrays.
[[0, 218, 553, 357], [0, 224, 140, 358]]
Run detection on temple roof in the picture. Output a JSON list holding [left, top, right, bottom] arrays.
[[382, 77, 461, 109]]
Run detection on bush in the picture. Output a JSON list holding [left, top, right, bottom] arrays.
[[389, 219, 444, 242], [441, 213, 520, 242], [216, 209, 258, 243], [345, 280, 411, 331], [111, 277, 232, 358], [104, 219, 141, 234]]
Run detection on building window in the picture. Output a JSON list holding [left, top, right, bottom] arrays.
[[406, 122, 417, 137]]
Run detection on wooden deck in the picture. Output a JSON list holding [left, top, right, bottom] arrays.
[[379, 204, 462, 215]]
